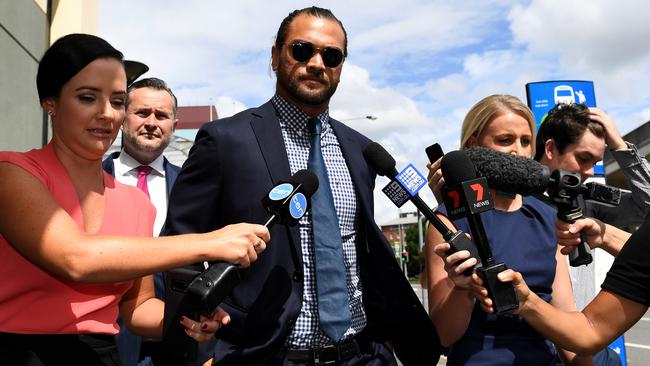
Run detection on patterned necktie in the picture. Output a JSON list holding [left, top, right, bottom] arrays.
[[135, 165, 152, 199], [307, 117, 351, 342]]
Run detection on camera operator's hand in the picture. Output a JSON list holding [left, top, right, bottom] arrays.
[[589, 108, 626, 151], [556, 218, 605, 254], [556, 217, 629, 257]]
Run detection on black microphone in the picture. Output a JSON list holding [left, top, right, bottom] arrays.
[[362, 142, 479, 275], [261, 169, 319, 227], [162, 170, 319, 359], [464, 147, 621, 205], [441, 150, 518, 315], [464, 146, 550, 196], [186, 169, 318, 314]]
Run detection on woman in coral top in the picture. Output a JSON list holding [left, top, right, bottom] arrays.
[[0, 34, 269, 365]]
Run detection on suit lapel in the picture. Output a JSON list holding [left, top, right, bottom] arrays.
[[249, 101, 292, 184], [249, 101, 302, 263], [102, 151, 120, 177], [163, 157, 179, 197], [330, 120, 372, 209]]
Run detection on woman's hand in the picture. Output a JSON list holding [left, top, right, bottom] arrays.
[[427, 158, 445, 203], [180, 306, 231, 342], [208, 223, 270, 268], [433, 242, 477, 290]]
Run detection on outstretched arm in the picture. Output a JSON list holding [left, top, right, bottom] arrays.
[[474, 269, 647, 355], [0, 162, 269, 283]]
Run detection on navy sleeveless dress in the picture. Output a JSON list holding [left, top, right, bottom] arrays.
[[437, 195, 559, 366]]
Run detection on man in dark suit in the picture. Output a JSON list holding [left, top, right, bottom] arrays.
[[103, 77, 182, 366], [164, 7, 439, 366]]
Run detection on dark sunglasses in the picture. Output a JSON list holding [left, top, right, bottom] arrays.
[[288, 40, 345, 68]]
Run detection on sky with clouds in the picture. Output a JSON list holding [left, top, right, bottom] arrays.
[[99, 0, 650, 225]]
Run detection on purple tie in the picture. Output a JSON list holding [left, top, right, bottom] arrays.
[[135, 165, 152, 198]]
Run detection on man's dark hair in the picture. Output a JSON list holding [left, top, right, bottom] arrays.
[[37, 33, 124, 102], [274, 6, 348, 56], [127, 77, 178, 117], [534, 103, 606, 161]]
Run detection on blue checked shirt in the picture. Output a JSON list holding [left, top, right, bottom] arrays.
[[272, 95, 366, 347]]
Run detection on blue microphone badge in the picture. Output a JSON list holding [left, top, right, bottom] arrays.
[[268, 183, 294, 201], [289, 193, 308, 219], [395, 164, 427, 196]]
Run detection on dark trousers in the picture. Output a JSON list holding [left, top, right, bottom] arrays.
[[0, 332, 121, 366]]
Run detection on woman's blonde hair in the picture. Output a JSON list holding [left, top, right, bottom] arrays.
[[460, 94, 536, 156]]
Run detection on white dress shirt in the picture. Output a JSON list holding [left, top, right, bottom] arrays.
[[113, 151, 167, 236]]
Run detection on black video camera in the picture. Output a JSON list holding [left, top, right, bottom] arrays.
[[546, 170, 620, 266]]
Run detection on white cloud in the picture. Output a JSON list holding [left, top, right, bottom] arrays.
[[510, 0, 650, 72], [99, 0, 650, 226]]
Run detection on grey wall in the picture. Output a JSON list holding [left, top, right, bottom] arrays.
[[0, 1, 48, 151]]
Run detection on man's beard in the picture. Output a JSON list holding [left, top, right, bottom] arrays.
[[277, 68, 338, 106], [122, 131, 169, 156]]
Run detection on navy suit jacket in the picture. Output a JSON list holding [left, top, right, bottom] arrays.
[[163, 101, 440, 365]]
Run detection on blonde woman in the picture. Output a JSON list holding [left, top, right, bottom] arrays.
[[425, 95, 593, 365]]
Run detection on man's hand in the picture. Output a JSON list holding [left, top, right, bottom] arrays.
[[556, 217, 629, 257], [556, 218, 606, 254], [589, 108, 626, 151]]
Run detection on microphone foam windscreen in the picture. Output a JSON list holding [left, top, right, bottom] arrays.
[[441, 150, 477, 186], [464, 147, 550, 195], [291, 169, 319, 198], [362, 142, 398, 177]]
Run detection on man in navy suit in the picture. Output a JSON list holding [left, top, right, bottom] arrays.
[[103, 77, 182, 366], [164, 7, 439, 366]]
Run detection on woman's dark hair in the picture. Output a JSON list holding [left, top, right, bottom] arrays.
[[274, 6, 348, 56], [534, 103, 606, 161], [37, 33, 124, 102]]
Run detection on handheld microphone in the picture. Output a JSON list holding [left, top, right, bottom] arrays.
[[463, 147, 621, 267], [441, 150, 518, 315], [362, 142, 479, 276], [464, 147, 621, 206], [187, 169, 318, 314], [162, 170, 318, 359], [261, 169, 319, 227]]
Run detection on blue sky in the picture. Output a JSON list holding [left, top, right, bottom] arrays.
[[99, 0, 650, 224]]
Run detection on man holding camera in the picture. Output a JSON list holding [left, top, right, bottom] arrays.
[[534, 103, 650, 365]]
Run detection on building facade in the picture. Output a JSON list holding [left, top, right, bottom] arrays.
[[1, 0, 97, 151]]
